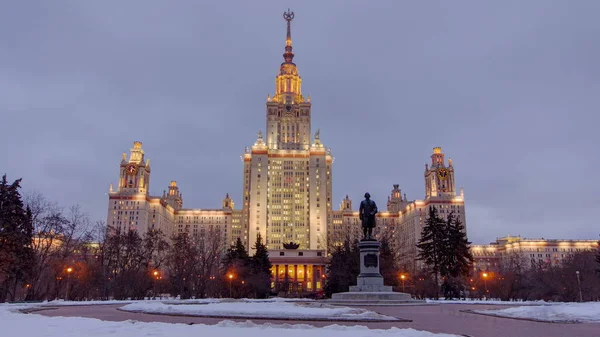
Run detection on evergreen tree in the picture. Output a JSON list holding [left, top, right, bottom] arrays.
[[379, 237, 399, 288], [0, 175, 34, 302], [416, 206, 446, 298], [433, 212, 473, 299], [249, 233, 272, 298], [444, 212, 473, 278], [221, 237, 250, 298], [596, 239, 600, 277], [324, 239, 360, 298]]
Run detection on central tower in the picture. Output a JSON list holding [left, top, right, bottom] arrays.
[[266, 10, 312, 150], [241, 10, 333, 253]]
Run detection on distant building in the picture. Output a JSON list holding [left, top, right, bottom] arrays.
[[471, 236, 599, 271]]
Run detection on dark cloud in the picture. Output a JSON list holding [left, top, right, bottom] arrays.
[[1, 0, 598, 244]]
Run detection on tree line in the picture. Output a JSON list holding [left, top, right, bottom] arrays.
[[0, 174, 272, 302], [2, 174, 599, 302]]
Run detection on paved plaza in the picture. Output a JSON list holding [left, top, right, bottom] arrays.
[[36, 303, 598, 337]]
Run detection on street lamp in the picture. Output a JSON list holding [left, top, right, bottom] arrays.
[[153, 271, 159, 299], [228, 273, 234, 298], [400, 274, 406, 292], [482, 272, 488, 295], [575, 271, 583, 302], [65, 267, 73, 301]]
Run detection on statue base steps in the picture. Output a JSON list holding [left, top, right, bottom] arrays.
[[329, 291, 423, 306]]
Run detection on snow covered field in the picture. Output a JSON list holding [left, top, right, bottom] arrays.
[[473, 302, 600, 323], [120, 301, 398, 321], [0, 303, 460, 337]]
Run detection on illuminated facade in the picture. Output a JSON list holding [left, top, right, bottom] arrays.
[[105, 12, 472, 288], [471, 236, 599, 272], [471, 236, 598, 272]]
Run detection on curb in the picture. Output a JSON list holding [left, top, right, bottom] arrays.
[[116, 307, 412, 323]]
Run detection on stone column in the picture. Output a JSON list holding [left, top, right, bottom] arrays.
[[284, 264, 289, 293], [303, 264, 307, 292], [294, 265, 298, 293], [312, 264, 317, 291]]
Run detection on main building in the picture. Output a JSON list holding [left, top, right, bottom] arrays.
[[106, 11, 468, 290]]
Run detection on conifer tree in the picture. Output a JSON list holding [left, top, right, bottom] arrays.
[[439, 212, 473, 298], [249, 233, 272, 298], [324, 239, 360, 297], [0, 175, 34, 302], [221, 237, 249, 297], [445, 212, 473, 278], [596, 239, 600, 277], [416, 206, 446, 298], [379, 237, 399, 288]]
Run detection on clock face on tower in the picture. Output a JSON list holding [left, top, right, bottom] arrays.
[[285, 104, 292, 112], [126, 164, 138, 175], [437, 168, 448, 180]]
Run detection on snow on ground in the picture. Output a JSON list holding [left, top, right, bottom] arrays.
[[426, 299, 548, 305], [121, 301, 398, 321], [0, 304, 460, 337], [473, 302, 600, 323]]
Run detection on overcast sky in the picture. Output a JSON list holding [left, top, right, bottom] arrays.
[[1, 1, 599, 244]]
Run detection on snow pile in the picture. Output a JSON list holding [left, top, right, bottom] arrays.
[[426, 299, 548, 305], [473, 302, 600, 323], [0, 304, 460, 337], [121, 301, 398, 321]]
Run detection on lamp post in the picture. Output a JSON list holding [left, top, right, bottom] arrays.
[[228, 273, 233, 298], [153, 271, 159, 299], [575, 271, 583, 302], [400, 274, 406, 292], [482, 272, 488, 296], [65, 267, 73, 301]]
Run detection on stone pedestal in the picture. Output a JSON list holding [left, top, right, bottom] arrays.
[[330, 239, 421, 305], [349, 240, 392, 292]]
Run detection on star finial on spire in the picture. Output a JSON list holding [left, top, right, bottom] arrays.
[[282, 9, 295, 63]]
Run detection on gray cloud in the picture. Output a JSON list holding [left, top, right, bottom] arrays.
[[1, 0, 599, 244]]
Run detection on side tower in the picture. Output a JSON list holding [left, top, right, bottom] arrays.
[[107, 141, 152, 233], [425, 147, 456, 198], [423, 147, 465, 227]]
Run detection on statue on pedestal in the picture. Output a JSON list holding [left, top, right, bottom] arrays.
[[359, 192, 378, 240]]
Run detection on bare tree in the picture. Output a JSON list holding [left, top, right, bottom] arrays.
[[195, 227, 224, 298], [23, 193, 95, 300], [103, 227, 169, 300]]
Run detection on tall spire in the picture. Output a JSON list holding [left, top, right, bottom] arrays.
[[283, 9, 295, 64]]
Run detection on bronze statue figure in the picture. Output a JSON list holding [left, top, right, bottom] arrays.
[[359, 192, 378, 240]]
